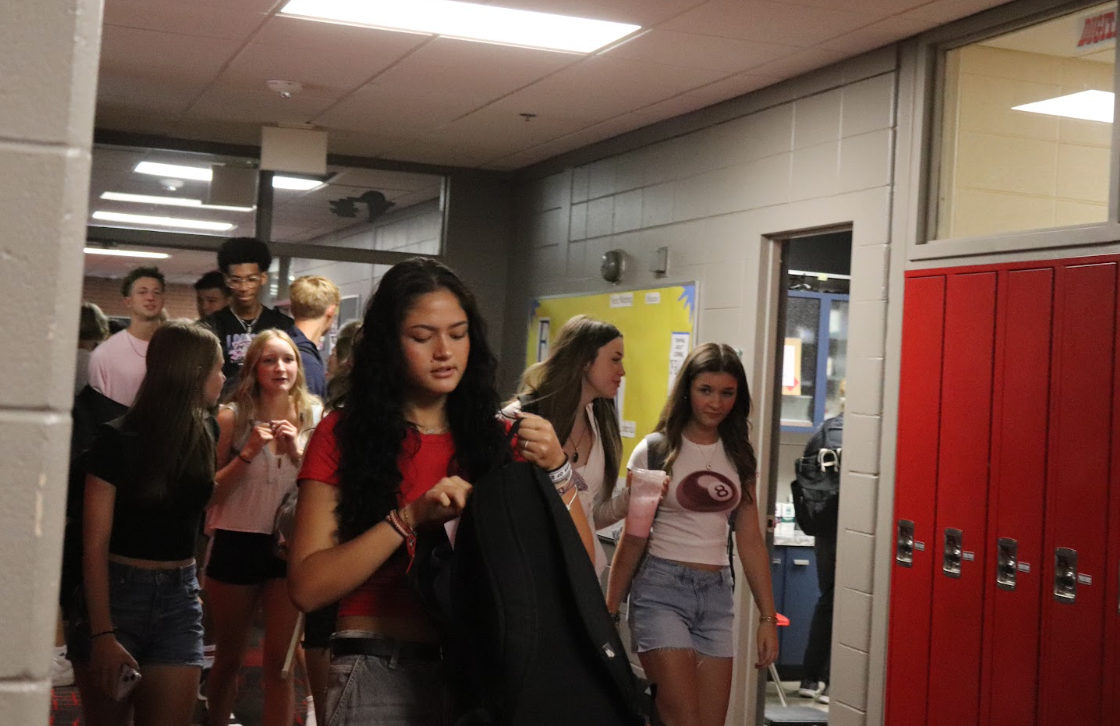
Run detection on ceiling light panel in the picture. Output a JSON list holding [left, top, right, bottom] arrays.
[[134, 162, 325, 191], [92, 211, 235, 232], [279, 0, 641, 53], [84, 248, 171, 259], [101, 192, 254, 212], [1013, 90, 1115, 123]]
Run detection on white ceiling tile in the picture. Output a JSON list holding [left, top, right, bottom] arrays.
[[638, 72, 782, 117], [185, 88, 338, 126], [897, 0, 1018, 27], [782, 0, 937, 14], [95, 106, 185, 137], [97, 74, 206, 115], [366, 37, 579, 103], [746, 47, 851, 78], [102, 0, 271, 40], [490, 55, 727, 125], [325, 130, 405, 159], [313, 85, 477, 135], [603, 29, 801, 72], [98, 25, 243, 86], [382, 139, 490, 169], [662, 0, 879, 45], [492, 0, 706, 27], [215, 43, 392, 96], [818, 15, 933, 53], [485, 111, 661, 169]]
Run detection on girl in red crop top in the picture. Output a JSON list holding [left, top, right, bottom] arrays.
[[604, 343, 779, 726], [289, 259, 590, 726]]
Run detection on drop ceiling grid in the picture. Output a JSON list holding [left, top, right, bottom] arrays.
[[93, 0, 1021, 169]]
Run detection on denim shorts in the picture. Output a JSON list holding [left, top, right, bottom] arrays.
[[68, 560, 204, 668], [628, 554, 735, 658], [324, 631, 447, 726]]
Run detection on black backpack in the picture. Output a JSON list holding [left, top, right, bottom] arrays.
[[410, 436, 646, 726], [790, 414, 844, 536]]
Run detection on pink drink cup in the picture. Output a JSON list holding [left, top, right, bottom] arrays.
[[626, 468, 666, 538]]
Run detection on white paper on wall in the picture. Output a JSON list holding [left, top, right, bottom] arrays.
[[669, 332, 690, 393], [609, 292, 634, 308]]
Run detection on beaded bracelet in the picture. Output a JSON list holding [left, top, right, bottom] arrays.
[[759, 615, 779, 624]]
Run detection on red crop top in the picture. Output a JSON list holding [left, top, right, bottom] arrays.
[[298, 411, 457, 619]]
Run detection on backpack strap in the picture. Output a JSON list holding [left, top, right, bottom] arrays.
[[644, 432, 667, 471]]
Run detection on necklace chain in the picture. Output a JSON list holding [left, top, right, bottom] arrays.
[[124, 331, 145, 359], [567, 420, 590, 464], [691, 438, 718, 470], [235, 313, 259, 335]]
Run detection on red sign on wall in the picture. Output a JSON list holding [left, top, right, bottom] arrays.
[[1077, 9, 1117, 50]]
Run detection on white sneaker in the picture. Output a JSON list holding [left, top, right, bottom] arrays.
[[305, 696, 317, 726], [797, 679, 822, 698], [50, 652, 74, 688], [817, 686, 830, 704]]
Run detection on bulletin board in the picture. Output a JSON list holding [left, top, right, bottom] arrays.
[[525, 283, 697, 481]]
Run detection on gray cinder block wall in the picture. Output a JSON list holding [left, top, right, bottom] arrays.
[[0, 0, 104, 721]]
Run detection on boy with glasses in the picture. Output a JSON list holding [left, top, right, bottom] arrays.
[[203, 237, 293, 396]]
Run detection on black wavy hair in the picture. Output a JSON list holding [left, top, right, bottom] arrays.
[[334, 258, 510, 541], [193, 270, 230, 294], [217, 237, 272, 273]]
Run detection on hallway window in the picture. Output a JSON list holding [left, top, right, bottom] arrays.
[[933, 2, 1116, 240]]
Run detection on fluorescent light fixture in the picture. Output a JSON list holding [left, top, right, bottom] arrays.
[[272, 176, 325, 191], [279, 0, 640, 53], [134, 162, 326, 191], [92, 211, 235, 232], [1013, 90, 1114, 123], [134, 161, 213, 181], [83, 248, 171, 259], [101, 192, 254, 212]]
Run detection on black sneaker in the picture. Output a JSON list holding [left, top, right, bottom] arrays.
[[798, 679, 822, 698]]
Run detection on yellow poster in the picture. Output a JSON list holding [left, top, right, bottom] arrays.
[[526, 284, 697, 482]]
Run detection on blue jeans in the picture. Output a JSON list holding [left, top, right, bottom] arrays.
[[68, 560, 204, 667], [325, 631, 448, 726], [628, 555, 735, 658]]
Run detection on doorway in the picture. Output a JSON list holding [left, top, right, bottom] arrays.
[[762, 228, 852, 723]]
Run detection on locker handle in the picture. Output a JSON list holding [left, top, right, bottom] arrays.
[[896, 519, 914, 568], [793, 559, 811, 567], [771, 558, 782, 566], [943, 528, 963, 579], [1054, 547, 1077, 604], [996, 537, 1017, 591]]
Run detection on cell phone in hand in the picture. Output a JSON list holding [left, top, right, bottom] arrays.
[[115, 664, 141, 701]]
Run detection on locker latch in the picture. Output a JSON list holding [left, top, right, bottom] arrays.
[[1053, 547, 1078, 604], [896, 519, 914, 568], [996, 537, 1017, 591], [942, 528, 963, 579]]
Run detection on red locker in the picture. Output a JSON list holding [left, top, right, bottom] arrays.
[[926, 272, 997, 726], [886, 275, 946, 726], [1108, 267, 1120, 726], [1037, 262, 1117, 725], [980, 268, 1054, 726]]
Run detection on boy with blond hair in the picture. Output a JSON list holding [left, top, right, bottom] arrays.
[[287, 275, 341, 398]]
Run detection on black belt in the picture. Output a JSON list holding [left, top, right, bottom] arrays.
[[330, 636, 442, 662]]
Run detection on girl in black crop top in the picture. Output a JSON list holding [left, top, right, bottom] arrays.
[[71, 321, 225, 726]]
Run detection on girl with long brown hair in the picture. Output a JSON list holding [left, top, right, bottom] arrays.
[[70, 321, 225, 726], [505, 314, 625, 571], [204, 329, 322, 726], [606, 342, 778, 726]]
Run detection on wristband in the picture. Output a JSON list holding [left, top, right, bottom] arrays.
[[759, 615, 779, 624], [548, 458, 572, 486], [238, 452, 254, 465], [609, 612, 621, 625], [91, 629, 116, 640]]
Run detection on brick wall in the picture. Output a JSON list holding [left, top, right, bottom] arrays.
[[82, 276, 200, 321]]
